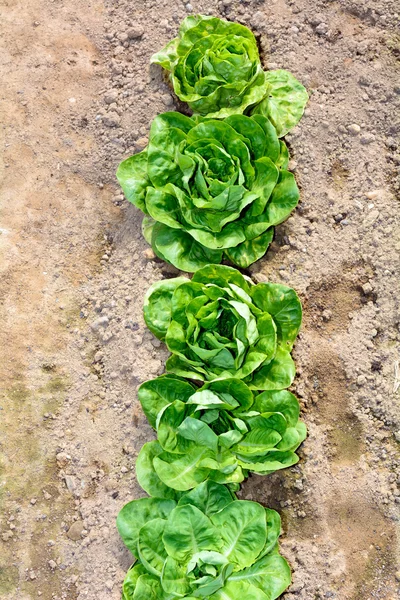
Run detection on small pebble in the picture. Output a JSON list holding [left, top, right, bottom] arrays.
[[143, 248, 156, 260], [362, 282, 373, 295], [347, 123, 361, 135]]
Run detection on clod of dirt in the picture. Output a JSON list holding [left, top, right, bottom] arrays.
[[67, 521, 84, 541]]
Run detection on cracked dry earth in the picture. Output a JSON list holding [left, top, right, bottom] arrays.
[[1, 0, 400, 599]]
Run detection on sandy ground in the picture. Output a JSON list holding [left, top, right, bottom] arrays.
[[1, 0, 399, 599]]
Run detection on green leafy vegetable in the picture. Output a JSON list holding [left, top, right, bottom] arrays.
[[137, 376, 306, 490], [117, 111, 299, 271], [143, 265, 302, 388], [117, 484, 291, 600], [116, 15, 309, 600], [151, 15, 270, 118], [150, 15, 308, 132], [251, 70, 309, 137]]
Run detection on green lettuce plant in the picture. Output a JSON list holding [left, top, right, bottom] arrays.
[[135, 375, 306, 492], [117, 481, 291, 599], [115, 14, 309, 599], [151, 15, 308, 134], [143, 265, 302, 390], [151, 15, 270, 119], [117, 111, 299, 271]]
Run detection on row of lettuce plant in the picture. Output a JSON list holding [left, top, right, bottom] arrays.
[[116, 15, 308, 600], [117, 15, 308, 271]]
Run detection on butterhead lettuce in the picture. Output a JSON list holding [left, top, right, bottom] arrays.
[[117, 482, 291, 600], [143, 265, 302, 389], [151, 15, 308, 136], [116, 15, 309, 600], [151, 15, 270, 118], [136, 376, 306, 492], [117, 112, 299, 271]]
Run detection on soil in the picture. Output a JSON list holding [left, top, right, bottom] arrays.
[[1, 0, 399, 599]]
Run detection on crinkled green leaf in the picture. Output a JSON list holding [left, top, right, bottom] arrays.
[[157, 400, 194, 454], [116, 150, 150, 213], [154, 445, 213, 491], [228, 553, 291, 599], [142, 215, 157, 244], [276, 140, 289, 170], [238, 450, 300, 474], [122, 564, 147, 600], [247, 348, 296, 391], [177, 481, 235, 516], [225, 228, 274, 269], [165, 353, 207, 382], [233, 428, 282, 457], [204, 379, 254, 413], [136, 441, 180, 500], [250, 115, 281, 162], [252, 390, 300, 428], [163, 504, 222, 562], [138, 375, 196, 429], [193, 561, 234, 596], [251, 282, 302, 350], [218, 429, 244, 448], [224, 114, 269, 160], [208, 464, 245, 487], [211, 580, 270, 600], [161, 556, 192, 597], [151, 222, 224, 272], [117, 497, 176, 557], [211, 501, 267, 569], [132, 574, 175, 600], [144, 276, 189, 340], [178, 417, 219, 453], [188, 389, 236, 411], [276, 422, 307, 452], [247, 158, 280, 217], [261, 170, 299, 226], [251, 69, 308, 137], [192, 264, 252, 293], [138, 518, 168, 577], [265, 69, 308, 137], [150, 37, 179, 69], [263, 509, 282, 558], [149, 110, 195, 137]]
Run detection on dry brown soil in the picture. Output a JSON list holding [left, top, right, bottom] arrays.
[[1, 0, 399, 599]]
